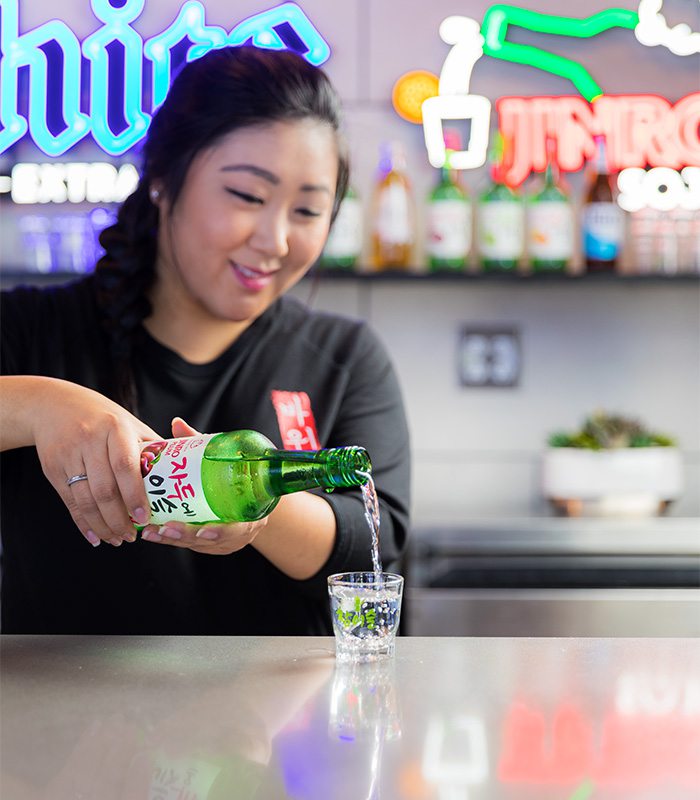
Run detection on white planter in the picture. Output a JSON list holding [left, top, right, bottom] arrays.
[[542, 447, 684, 517]]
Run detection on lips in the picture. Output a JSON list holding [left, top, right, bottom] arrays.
[[230, 261, 278, 291]]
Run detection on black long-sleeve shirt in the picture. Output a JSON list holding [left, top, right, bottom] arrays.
[[0, 277, 411, 634]]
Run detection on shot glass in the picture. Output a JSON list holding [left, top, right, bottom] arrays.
[[327, 572, 404, 663]]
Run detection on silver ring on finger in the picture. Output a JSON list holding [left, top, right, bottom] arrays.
[[66, 473, 89, 487]]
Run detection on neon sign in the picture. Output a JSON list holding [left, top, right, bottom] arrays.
[[393, 3, 700, 180], [618, 166, 700, 211], [0, 0, 330, 157], [497, 93, 700, 187], [481, 6, 639, 103], [8, 162, 139, 204]]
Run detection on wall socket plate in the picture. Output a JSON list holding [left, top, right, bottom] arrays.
[[458, 326, 521, 387]]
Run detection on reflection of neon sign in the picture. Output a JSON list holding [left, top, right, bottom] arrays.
[[0, 0, 330, 157], [499, 697, 700, 788], [422, 715, 488, 791], [394, 3, 700, 179]]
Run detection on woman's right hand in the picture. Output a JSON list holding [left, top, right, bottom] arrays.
[[7, 377, 160, 547]]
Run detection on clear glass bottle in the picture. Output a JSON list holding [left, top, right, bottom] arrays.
[[527, 139, 573, 272], [371, 141, 415, 270], [582, 136, 624, 273], [320, 185, 363, 270], [426, 133, 471, 271], [476, 138, 524, 272], [139, 429, 371, 526]]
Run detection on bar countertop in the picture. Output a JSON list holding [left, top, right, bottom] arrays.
[[1, 635, 698, 799]]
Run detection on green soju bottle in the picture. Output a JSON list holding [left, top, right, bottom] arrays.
[[320, 186, 363, 270], [426, 143, 471, 271], [139, 429, 371, 526], [526, 140, 573, 272], [476, 136, 523, 271]]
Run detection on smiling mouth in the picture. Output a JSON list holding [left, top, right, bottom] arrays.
[[230, 261, 279, 290]]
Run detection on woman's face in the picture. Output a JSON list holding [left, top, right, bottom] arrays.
[[154, 119, 338, 325]]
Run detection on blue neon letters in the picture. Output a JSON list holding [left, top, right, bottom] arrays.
[[0, 0, 331, 156]]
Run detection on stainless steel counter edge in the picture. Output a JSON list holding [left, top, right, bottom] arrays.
[[408, 516, 700, 555]]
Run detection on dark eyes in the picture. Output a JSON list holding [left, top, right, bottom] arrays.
[[225, 187, 323, 218], [225, 188, 262, 204]]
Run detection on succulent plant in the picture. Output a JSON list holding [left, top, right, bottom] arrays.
[[548, 411, 676, 450]]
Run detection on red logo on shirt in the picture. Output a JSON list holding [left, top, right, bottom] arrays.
[[270, 390, 320, 451]]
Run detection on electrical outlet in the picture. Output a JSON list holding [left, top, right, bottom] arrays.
[[458, 326, 521, 387]]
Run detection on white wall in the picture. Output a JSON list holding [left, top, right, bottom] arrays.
[[5, 0, 700, 520]]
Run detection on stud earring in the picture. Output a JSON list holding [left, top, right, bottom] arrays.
[[150, 188, 160, 202]]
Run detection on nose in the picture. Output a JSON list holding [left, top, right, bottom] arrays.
[[248, 207, 290, 259]]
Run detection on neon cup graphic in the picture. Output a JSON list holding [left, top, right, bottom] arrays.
[[400, 2, 700, 173]]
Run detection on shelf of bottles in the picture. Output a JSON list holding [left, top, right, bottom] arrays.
[[320, 135, 700, 281], [3, 135, 699, 284]]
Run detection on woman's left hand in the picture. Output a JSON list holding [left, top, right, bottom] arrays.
[[139, 417, 268, 555]]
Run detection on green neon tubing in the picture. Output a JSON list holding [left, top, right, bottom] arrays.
[[481, 5, 640, 101]]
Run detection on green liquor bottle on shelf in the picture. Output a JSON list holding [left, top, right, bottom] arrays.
[[476, 138, 524, 272], [139, 429, 371, 526], [426, 134, 471, 271], [321, 186, 363, 270], [527, 140, 573, 272]]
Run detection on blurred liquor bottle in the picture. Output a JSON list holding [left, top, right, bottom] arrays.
[[581, 136, 624, 273], [426, 130, 471, 271], [320, 186, 363, 270], [371, 141, 415, 270], [526, 138, 573, 272], [476, 136, 524, 272]]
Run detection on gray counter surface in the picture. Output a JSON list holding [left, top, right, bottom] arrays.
[[2, 635, 698, 799]]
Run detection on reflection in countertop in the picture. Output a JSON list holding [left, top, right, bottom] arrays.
[[1, 635, 698, 799]]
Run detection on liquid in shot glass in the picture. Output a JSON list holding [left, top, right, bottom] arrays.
[[328, 572, 404, 663]]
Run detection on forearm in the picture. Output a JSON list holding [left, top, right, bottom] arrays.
[[0, 375, 55, 451], [251, 492, 337, 580]]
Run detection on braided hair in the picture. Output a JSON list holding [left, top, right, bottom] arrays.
[[93, 46, 350, 413]]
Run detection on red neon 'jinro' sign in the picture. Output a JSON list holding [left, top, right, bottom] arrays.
[[498, 93, 700, 186]]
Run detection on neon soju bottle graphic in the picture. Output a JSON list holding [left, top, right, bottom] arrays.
[[476, 136, 524, 272], [321, 186, 363, 270], [426, 130, 471, 271], [527, 138, 573, 272], [582, 136, 624, 273], [139, 430, 371, 526]]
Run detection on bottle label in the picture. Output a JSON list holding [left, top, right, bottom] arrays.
[[323, 197, 363, 259], [140, 434, 217, 525], [427, 199, 471, 259], [376, 183, 411, 244], [152, 755, 221, 799], [527, 201, 573, 260], [477, 201, 524, 259], [583, 202, 623, 260]]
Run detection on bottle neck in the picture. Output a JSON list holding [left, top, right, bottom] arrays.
[[593, 138, 609, 174], [543, 159, 556, 187], [266, 446, 371, 495]]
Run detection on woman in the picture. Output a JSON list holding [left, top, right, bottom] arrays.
[[0, 46, 411, 634]]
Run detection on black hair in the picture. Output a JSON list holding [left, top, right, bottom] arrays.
[[94, 46, 349, 412]]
